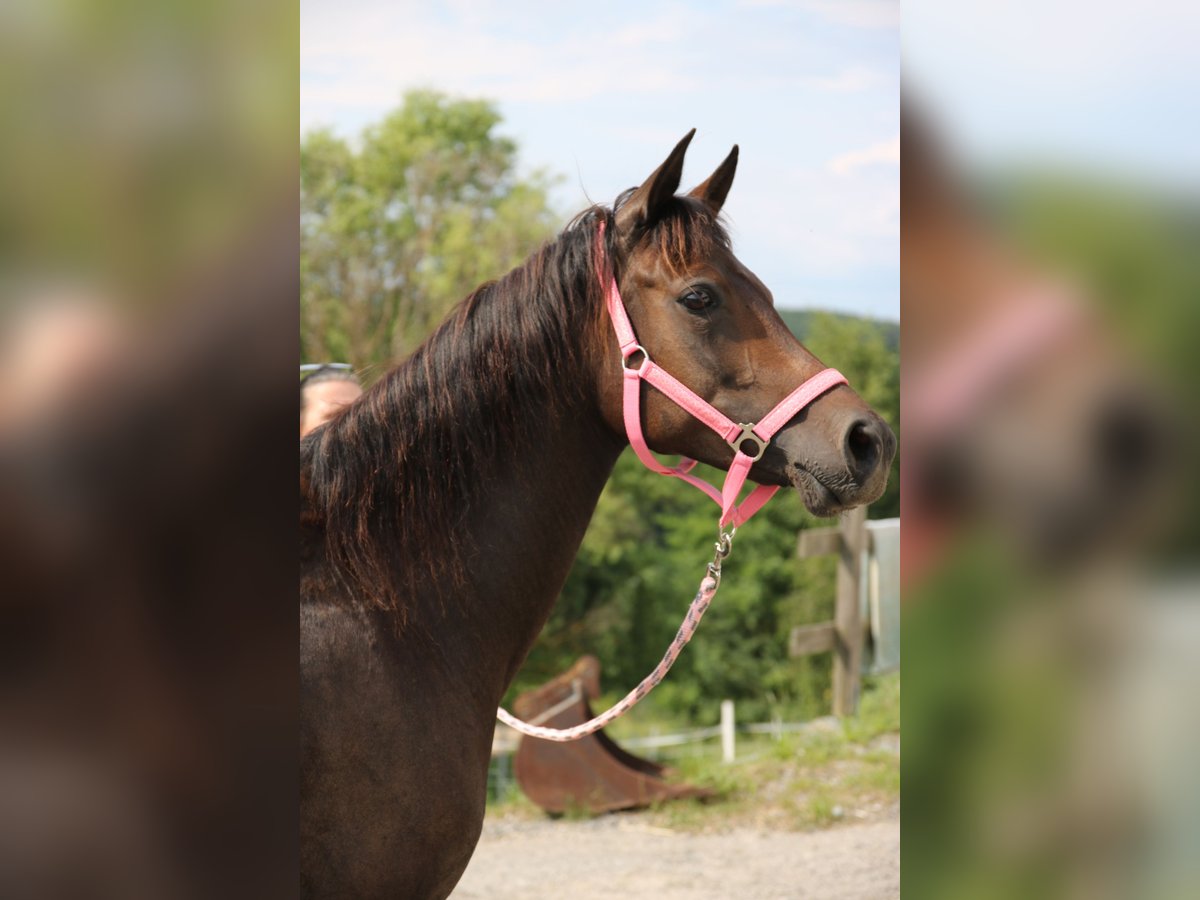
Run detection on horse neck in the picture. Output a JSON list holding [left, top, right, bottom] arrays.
[[902, 197, 1036, 363], [381, 292, 628, 710], [422, 385, 623, 713]]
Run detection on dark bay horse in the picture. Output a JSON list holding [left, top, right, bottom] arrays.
[[900, 104, 1171, 580], [300, 132, 895, 898]]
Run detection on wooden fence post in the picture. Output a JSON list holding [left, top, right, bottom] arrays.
[[832, 506, 866, 716]]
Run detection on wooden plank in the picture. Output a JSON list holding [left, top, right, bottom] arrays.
[[788, 622, 836, 657], [832, 506, 867, 717], [797, 526, 841, 558]]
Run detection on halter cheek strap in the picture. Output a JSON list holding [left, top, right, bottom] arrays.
[[599, 221, 847, 528]]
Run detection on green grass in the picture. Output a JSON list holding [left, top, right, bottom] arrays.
[[844, 671, 901, 743]]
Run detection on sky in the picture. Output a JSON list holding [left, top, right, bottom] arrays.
[[300, 0, 900, 320], [905, 0, 1200, 191]]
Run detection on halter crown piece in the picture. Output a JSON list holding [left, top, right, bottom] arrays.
[[496, 219, 848, 741]]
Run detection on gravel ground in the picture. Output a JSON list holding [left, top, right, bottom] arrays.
[[452, 810, 899, 899]]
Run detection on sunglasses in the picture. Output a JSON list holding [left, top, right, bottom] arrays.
[[300, 362, 354, 382]]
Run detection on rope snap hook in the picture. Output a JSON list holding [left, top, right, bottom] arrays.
[[708, 527, 736, 583]]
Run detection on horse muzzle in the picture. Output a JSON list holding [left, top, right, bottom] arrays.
[[772, 406, 896, 517]]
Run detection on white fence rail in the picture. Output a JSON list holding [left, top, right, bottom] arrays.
[[494, 700, 843, 761]]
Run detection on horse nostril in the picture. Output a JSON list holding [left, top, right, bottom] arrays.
[[843, 418, 883, 478]]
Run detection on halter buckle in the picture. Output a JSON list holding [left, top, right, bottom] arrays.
[[727, 423, 767, 461]]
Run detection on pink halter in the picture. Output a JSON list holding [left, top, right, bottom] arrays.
[[900, 287, 1084, 585], [599, 221, 847, 528], [492, 224, 850, 744]]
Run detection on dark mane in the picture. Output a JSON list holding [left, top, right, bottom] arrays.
[[300, 194, 729, 622]]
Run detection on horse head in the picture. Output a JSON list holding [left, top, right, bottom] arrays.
[[596, 131, 896, 517], [900, 104, 1174, 572]]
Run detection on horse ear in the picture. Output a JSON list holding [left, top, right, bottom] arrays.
[[615, 129, 696, 234], [688, 144, 738, 213]]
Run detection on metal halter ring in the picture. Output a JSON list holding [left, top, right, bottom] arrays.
[[621, 344, 651, 375], [727, 423, 767, 462]]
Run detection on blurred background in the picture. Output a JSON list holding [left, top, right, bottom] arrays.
[[902, 2, 1199, 898], [1, 0, 298, 896], [6, 0, 1196, 896]]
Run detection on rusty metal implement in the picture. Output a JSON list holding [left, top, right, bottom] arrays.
[[511, 656, 711, 814]]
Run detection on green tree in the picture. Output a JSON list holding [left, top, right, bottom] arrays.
[[301, 90, 561, 372], [804, 312, 900, 519]]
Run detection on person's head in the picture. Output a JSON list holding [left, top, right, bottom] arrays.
[[300, 364, 362, 437], [1, 288, 130, 433]]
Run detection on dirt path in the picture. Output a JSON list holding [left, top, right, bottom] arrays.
[[452, 811, 899, 899]]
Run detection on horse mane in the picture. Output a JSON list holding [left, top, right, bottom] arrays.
[[300, 193, 729, 624]]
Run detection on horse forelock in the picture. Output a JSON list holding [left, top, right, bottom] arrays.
[[612, 189, 732, 280]]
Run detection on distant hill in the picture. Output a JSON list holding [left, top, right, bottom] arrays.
[[778, 309, 899, 353]]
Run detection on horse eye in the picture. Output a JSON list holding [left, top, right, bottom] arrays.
[[678, 288, 713, 312]]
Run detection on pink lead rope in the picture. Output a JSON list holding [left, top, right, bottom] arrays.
[[496, 220, 847, 741]]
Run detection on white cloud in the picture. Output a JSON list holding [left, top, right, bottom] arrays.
[[827, 136, 899, 175], [803, 0, 899, 29], [300, 1, 897, 132], [300, 0, 899, 317], [739, 0, 899, 29], [806, 66, 885, 93], [731, 160, 898, 284], [612, 7, 695, 46], [300, 2, 709, 126]]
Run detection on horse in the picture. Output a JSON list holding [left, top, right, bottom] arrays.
[[299, 131, 896, 899], [900, 103, 1180, 900], [900, 103, 1170, 581]]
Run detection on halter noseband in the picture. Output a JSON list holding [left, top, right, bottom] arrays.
[[599, 220, 847, 528]]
